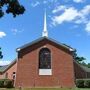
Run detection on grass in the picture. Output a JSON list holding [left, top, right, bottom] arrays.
[[0, 88, 90, 90]]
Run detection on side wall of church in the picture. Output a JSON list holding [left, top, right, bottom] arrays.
[[74, 61, 87, 79], [5, 63, 17, 80], [0, 63, 17, 80], [0, 73, 5, 79]]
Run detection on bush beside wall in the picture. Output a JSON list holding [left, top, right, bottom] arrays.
[[0, 79, 13, 88], [84, 80, 90, 88], [76, 79, 90, 88], [76, 79, 84, 88], [0, 79, 4, 88]]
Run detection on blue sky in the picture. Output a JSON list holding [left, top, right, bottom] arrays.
[[0, 0, 90, 65]]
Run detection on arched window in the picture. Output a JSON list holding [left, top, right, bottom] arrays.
[[12, 72, 16, 80], [39, 48, 51, 69], [5, 72, 8, 79]]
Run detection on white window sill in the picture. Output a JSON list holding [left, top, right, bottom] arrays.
[[39, 69, 52, 75]]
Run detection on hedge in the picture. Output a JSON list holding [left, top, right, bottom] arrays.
[[0, 79, 13, 88], [84, 80, 90, 88], [0, 79, 4, 88], [76, 79, 90, 88]]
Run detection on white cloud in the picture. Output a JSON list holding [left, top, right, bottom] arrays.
[[0, 31, 6, 38], [52, 5, 90, 34], [81, 5, 90, 16], [52, 5, 90, 25], [43, 0, 58, 3], [30, 0, 60, 8], [52, 5, 66, 13], [73, 0, 85, 3], [52, 7, 79, 25], [11, 29, 18, 35], [11, 29, 24, 35], [31, 1, 40, 7], [43, 0, 48, 4], [85, 22, 90, 33], [74, 5, 90, 24], [50, 0, 58, 2], [0, 61, 11, 66]]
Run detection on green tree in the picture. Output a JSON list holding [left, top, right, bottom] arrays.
[[75, 56, 86, 64], [87, 63, 90, 68], [73, 50, 86, 64], [0, 0, 25, 18], [0, 47, 3, 59]]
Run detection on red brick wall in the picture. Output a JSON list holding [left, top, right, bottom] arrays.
[[0, 73, 4, 79], [15, 39, 75, 88], [0, 63, 17, 80], [6, 62, 17, 80]]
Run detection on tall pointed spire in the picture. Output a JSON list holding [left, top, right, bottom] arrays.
[[42, 10, 48, 37]]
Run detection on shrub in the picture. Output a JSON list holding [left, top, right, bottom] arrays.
[[4, 79, 13, 88], [0, 79, 4, 88], [76, 79, 84, 88], [0, 79, 13, 88], [84, 80, 90, 88]]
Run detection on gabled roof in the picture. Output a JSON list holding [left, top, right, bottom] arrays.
[[81, 65, 90, 72], [0, 59, 16, 73], [16, 37, 75, 52], [0, 65, 8, 72], [74, 60, 90, 72]]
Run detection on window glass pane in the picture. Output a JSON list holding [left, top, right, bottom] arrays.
[[39, 48, 51, 69]]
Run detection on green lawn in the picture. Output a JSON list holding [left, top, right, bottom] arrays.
[[0, 88, 90, 90]]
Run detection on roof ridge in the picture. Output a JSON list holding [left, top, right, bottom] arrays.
[[16, 37, 75, 52], [0, 59, 17, 73], [74, 60, 90, 72]]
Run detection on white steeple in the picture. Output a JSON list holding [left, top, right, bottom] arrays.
[[42, 10, 48, 37]]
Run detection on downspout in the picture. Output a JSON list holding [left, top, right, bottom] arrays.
[[71, 50, 77, 87], [14, 48, 20, 87]]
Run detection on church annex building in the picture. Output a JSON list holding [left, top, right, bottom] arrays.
[[0, 12, 90, 88]]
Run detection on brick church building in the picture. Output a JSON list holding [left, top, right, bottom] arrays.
[[0, 12, 90, 88]]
